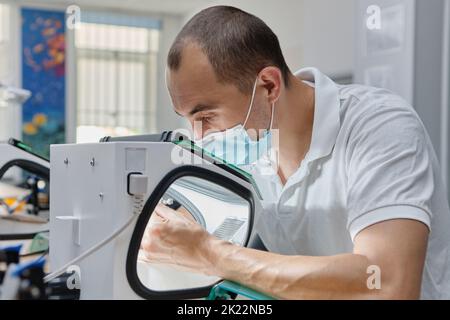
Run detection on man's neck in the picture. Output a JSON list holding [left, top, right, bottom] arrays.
[[275, 74, 315, 184]]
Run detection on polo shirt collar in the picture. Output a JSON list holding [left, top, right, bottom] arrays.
[[294, 67, 341, 163], [276, 68, 341, 193]]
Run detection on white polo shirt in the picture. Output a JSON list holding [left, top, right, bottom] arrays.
[[251, 67, 450, 299]]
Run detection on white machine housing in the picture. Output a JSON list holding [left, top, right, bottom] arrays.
[[50, 141, 261, 299]]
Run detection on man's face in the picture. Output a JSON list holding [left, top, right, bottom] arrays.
[[167, 43, 263, 140]]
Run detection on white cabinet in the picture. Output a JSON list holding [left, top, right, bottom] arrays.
[[354, 0, 450, 200]]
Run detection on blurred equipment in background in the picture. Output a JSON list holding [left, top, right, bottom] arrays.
[[0, 84, 31, 142], [0, 239, 80, 300], [0, 138, 49, 239]]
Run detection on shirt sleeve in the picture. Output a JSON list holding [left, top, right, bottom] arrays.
[[346, 102, 434, 241]]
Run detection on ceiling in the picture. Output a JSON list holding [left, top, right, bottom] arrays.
[[15, 0, 215, 15]]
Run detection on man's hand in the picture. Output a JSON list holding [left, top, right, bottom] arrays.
[[140, 204, 219, 275]]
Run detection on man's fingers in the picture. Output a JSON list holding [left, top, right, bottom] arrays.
[[154, 203, 179, 221]]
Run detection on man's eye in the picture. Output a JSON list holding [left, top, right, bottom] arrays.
[[202, 115, 214, 123]]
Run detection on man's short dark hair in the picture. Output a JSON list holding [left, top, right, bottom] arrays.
[[167, 5, 291, 93]]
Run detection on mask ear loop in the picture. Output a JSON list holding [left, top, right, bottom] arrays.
[[164, 66, 172, 99], [262, 100, 278, 168], [245, 77, 276, 131], [242, 78, 259, 129], [269, 100, 275, 130]]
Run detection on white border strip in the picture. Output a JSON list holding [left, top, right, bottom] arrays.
[[441, 0, 450, 190]]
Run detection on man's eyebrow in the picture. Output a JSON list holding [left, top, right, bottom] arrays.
[[174, 104, 216, 117], [189, 104, 216, 116]]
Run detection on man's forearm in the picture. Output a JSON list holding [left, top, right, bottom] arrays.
[[206, 238, 381, 300]]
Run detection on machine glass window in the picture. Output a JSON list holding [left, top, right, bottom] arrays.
[[128, 171, 253, 299]]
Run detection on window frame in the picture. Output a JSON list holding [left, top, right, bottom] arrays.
[[74, 22, 158, 142]]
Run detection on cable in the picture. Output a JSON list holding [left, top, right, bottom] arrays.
[[43, 195, 144, 283], [43, 211, 138, 283], [19, 249, 48, 258]]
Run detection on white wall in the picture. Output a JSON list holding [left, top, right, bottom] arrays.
[[155, 14, 185, 132], [184, 0, 355, 77], [299, 0, 355, 77]]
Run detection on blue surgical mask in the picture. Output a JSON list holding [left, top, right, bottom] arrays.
[[195, 78, 275, 167]]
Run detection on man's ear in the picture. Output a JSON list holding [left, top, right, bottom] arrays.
[[258, 66, 283, 104]]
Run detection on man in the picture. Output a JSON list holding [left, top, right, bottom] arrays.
[[141, 6, 450, 299]]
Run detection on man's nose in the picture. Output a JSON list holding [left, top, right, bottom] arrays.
[[192, 121, 204, 140]]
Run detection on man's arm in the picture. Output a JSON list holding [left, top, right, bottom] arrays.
[[205, 218, 428, 299], [144, 205, 428, 299]]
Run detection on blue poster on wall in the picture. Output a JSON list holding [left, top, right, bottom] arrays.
[[21, 8, 65, 158]]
